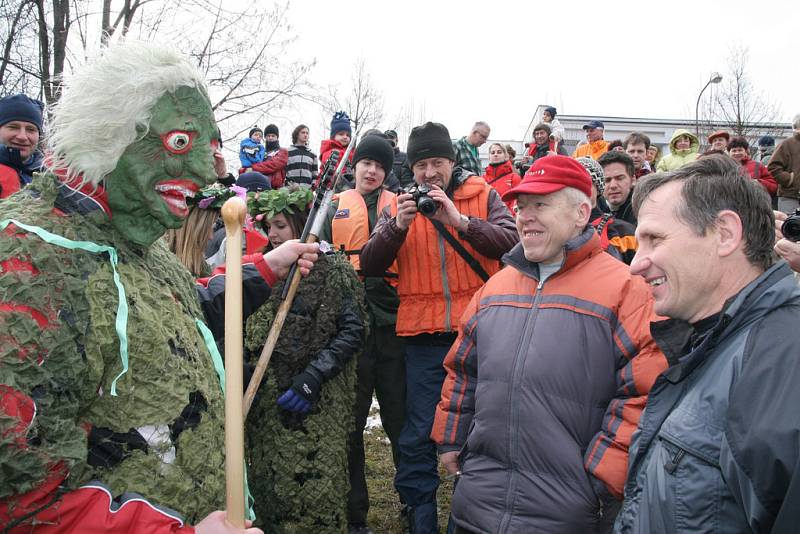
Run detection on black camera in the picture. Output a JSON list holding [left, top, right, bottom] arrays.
[[781, 209, 800, 243], [404, 184, 438, 217]]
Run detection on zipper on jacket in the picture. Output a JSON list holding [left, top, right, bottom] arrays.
[[498, 276, 545, 533], [437, 233, 452, 331], [664, 448, 685, 474], [597, 498, 604, 519]]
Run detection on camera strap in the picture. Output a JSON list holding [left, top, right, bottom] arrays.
[[431, 220, 491, 282]]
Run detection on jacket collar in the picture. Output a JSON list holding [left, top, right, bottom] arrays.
[[503, 226, 601, 281], [653, 262, 800, 383], [53, 172, 111, 217]]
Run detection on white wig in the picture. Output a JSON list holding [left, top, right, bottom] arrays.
[[48, 41, 209, 186]]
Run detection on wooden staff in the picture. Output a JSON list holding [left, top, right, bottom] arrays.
[[242, 140, 355, 418], [222, 196, 247, 528]]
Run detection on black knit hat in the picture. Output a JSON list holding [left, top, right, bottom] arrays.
[[406, 122, 455, 167], [264, 124, 279, 137], [353, 135, 395, 175], [0, 94, 44, 132], [248, 126, 262, 138]]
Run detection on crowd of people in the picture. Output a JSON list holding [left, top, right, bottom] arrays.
[[1, 40, 800, 534]]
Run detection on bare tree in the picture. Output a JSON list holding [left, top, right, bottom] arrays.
[[320, 56, 384, 135], [0, 0, 315, 161], [699, 45, 784, 141]]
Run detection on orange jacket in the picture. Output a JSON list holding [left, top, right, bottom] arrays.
[[572, 139, 610, 160], [392, 178, 501, 336], [331, 188, 398, 284]]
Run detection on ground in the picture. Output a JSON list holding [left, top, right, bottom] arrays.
[[364, 401, 454, 533]]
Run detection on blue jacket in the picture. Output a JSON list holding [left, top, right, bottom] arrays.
[[615, 262, 800, 534], [239, 137, 265, 167]]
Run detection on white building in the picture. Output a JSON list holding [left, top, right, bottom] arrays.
[[478, 105, 793, 168]]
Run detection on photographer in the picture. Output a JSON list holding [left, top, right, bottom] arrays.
[[360, 121, 517, 533], [774, 210, 800, 273]]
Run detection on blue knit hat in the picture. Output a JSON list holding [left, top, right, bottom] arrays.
[[0, 94, 44, 132], [236, 171, 271, 192], [330, 111, 352, 138]]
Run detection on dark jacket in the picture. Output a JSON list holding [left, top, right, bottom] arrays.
[[609, 190, 637, 227], [432, 228, 667, 533], [0, 144, 44, 198], [614, 262, 800, 534], [393, 147, 413, 189], [768, 133, 800, 199]]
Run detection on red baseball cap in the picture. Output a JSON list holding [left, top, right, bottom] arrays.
[[502, 155, 592, 201]]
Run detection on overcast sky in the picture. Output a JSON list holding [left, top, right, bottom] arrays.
[[242, 0, 798, 149]]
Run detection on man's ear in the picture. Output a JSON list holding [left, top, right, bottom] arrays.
[[577, 201, 592, 227], [715, 210, 745, 258]]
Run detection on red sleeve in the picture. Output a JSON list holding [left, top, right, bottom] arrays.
[[757, 163, 778, 196], [583, 278, 668, 499], [196, 252, 277, 288], [3, 482, 195, 534], [0, 166, 21, 198], [251, 148, 288, 177]]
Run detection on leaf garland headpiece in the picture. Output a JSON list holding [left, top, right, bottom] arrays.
[[247, 185, 314, 222]]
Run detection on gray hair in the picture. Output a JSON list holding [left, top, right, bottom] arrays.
[[632, 155, 774, 271], [793, 114, 800, 131], [48, 41, 209, 186], [472, 121, 490, 132]]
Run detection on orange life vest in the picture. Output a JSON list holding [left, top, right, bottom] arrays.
[[331, 188, 398, 285], [392, 176, 501, 336]]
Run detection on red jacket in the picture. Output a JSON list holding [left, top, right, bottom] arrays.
[[246, 147, 288, 189], [739, 157, 777, 196], [319, 138, 354, 172], [481, 160, 520, 214]]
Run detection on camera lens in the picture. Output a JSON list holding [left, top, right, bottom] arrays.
[[417, 195, 438, 217], [782, 214, 800, 243]]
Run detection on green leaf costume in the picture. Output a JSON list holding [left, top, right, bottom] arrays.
[[244, 251, 368, 533]]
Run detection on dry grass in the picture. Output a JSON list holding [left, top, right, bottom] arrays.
[[364, 417, 454, 533]]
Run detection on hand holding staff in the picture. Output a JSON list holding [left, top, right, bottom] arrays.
[[242, 139, 356, 418], [221, 196, 247, 529]]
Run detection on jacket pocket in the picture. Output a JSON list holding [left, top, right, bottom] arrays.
[[658, 434, 722, 534]]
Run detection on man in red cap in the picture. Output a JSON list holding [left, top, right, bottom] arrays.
[[431, 155, 667, 533]]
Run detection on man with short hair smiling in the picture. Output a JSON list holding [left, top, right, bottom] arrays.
[[0, 93, 44, 198], [623, 132, 652, 179], [599, 150, 638, 226], [615, 155, 800, 533], [432, 155, 665, 533], [453, 121, 490, 176], [572, 119, 610, 160], [361, 121, 517, 534]]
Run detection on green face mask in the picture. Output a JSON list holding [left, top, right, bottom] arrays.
[[105, 86, 218, 248]]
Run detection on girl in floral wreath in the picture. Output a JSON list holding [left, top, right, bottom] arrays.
[[244, 186, 367, 533]]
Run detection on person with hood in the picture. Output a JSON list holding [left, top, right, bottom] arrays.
[[482, 142, 520, 214], [0, 93, 45, 198], [656, 129, 699, 172]]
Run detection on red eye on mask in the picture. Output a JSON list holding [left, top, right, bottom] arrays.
[[210, 138, 220, 151], [162, 131, 194, 154]]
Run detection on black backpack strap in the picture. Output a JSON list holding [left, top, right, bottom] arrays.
[[431, 219, 491, 282]]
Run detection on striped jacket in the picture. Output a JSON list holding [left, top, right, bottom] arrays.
[[431, 227, 667, 533], [285, 144, 318, 187]]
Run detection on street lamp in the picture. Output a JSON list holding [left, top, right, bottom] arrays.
[[695, 72, 723, 139]]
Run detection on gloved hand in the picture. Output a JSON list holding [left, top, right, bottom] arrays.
[[277, 370, 321, 414]]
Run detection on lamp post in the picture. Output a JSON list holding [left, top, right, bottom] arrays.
[[695, 72, 723, 139]]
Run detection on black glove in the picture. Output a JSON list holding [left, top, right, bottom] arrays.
[[277, 370, 322, 413]]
